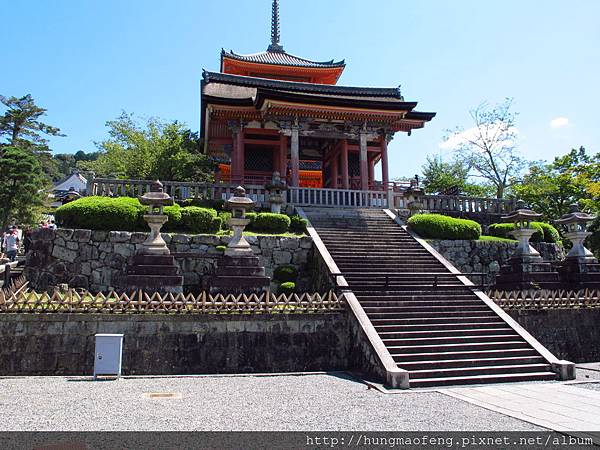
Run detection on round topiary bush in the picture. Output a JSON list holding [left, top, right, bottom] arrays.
[[278, 281, 296, 295], [274, 265, 298, 283], [161, 204, 183, 231], [180, 207, 219, 233], [407, 214, 481, 240], [535, 222, 560, 243], [250, 213, 291, 234], [488, 222, 546, 242], [215, 245, 226, 252], [289, 215, 308, 234], [55, 196, 146, 231], [218, 211, 232, 230]]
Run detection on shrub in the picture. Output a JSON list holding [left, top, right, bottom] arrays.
[[289, 215, 308, 234], [179, 198, 225, 211], [488, 222, 546, 242], [215, 245, 226, 252], [245, 212, 258, 225], [407, 214, 481, 240], [180, 207, 219, 233], [274, 265, 298, 283], [218, 211, 231, 230], [278, 281, 296, 295], [535, 222, 560, 243], [250, 213, 291, 234], [161, 204, 183, 231], [55, 196, 145, 231]]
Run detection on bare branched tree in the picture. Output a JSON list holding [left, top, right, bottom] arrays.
[[445, 98, 527, 198]]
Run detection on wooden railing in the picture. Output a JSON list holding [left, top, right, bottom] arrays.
[[288, 187, 388, 208], [488, 289, 600, 309], [0, 288, 343, 314]]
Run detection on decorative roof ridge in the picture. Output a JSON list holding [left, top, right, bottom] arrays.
[[203, 70, 403, 98]]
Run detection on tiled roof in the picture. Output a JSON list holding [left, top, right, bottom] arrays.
[[203, 71, 403, 99], [221, 49, 345, 69]]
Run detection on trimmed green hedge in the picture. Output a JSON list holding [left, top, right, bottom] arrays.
[[407, 214, 481, 240], [249, 213, 291, 234], [55, 197, 146, 231], [289, 215, 308, 234], [55, 197, 220, 233], [278, 281, 296, 295], [488, 221, 559, 243], [180, 207, 220, 233], [274, 265, 298, 283]]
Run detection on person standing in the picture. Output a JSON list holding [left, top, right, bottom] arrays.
[[2, 226, 20, 262]]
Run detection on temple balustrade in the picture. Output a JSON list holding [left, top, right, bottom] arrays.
[[85, 177, 515, 219]]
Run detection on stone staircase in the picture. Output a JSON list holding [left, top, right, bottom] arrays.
[[305, 208, 558, 388]]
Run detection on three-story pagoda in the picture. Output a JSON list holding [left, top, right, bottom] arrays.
[[201, 0, 435, 190]]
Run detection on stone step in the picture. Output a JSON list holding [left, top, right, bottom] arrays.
[[127, 264, 179, 276], [369, 315, 503, 325], [408, 371, 557, 388], [126, 274, 183, 288], [382, 334, 522, 347], [378, 327, 514, 339], [373, 321, 506, 332], [130, 254, 176, 266], [366, 310, 493, 319], [396, 355, 547, 371], [408, 363, 553, 380], [215, 266, 266, 276], [363, 305, 490, 313], [360, 300, 484, 307], [391, 348, 539, 363], [387, 340, 528, 354]]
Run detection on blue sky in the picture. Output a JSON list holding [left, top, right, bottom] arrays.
[[1, 0, 599, 179]]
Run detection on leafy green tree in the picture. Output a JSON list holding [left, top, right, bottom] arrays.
[[444, 98, 527, 198], [0, 94, 64, 147], [514, 147, 599, 220], [0, 147, 48, 229], [83, 113, 214, 181], [421, 155, 493, 197]]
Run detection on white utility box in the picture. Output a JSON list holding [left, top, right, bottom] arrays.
[[93, 333, 124, 380]]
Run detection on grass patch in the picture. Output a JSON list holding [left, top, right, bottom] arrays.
[[478, 235, 517, 243]]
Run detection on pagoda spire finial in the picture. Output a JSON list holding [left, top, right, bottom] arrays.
[[268, 0, 284, 52]]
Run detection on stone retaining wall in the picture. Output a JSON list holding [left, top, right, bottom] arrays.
[[507, 309, 600, 363], [25, 228, 313, 293], [429, 240, 565, 285], [0, 313, 349, 376]]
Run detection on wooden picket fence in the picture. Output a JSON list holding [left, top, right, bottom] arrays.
[[0, 275, 28, 303], [0, 288, 343, 314], [488, 289, 600, 310]]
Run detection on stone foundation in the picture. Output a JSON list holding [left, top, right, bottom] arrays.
[[429, 240, 565, 285], [25, 228, 313, 293], [0, 313, 349, 376]]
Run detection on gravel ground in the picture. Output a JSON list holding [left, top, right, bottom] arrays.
[[571, 382, 600, 392], [0, 373, 544, 431]]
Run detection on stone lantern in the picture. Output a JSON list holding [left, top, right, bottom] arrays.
[[138, 180, 174, 255], [554, 204, 600, 288], [493, 200, 561, 289], [224, 186, 255, 257], [555, 204, 597, 261], [126, 180, 183, 293], [210, 186, 269, 294], [266, 171, 288, 214], [501, 200, 543, 260]]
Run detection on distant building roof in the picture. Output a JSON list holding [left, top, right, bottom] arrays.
[[52, 172, 88, 193]]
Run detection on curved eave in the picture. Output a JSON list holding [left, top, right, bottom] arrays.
[[405, 111, 436, 122], [254, 88, 417, 112], [221, 49, 346, 69]]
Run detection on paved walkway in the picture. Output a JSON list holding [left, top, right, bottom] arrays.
[[443, 382, 600, 444]]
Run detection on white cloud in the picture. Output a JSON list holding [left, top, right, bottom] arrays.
[[439, 122, 519, 151], [550, 117, 569, 128]]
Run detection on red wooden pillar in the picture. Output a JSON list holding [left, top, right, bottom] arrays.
[[381, 135, 389, 188], [368, 158, 375, 189], [341, 139, 349, 189], [237, 129, 245, 185], [290, 127, 300, 187], [331, 153, 339, 189], [359, 132, 368, 191], [231, 130, 240, 182], [279, 135, 288, 179]]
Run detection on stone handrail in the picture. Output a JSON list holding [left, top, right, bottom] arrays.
[[87, 178, 268, 204], [288, 187, 388, 208], [392, 192, 515, 215]]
